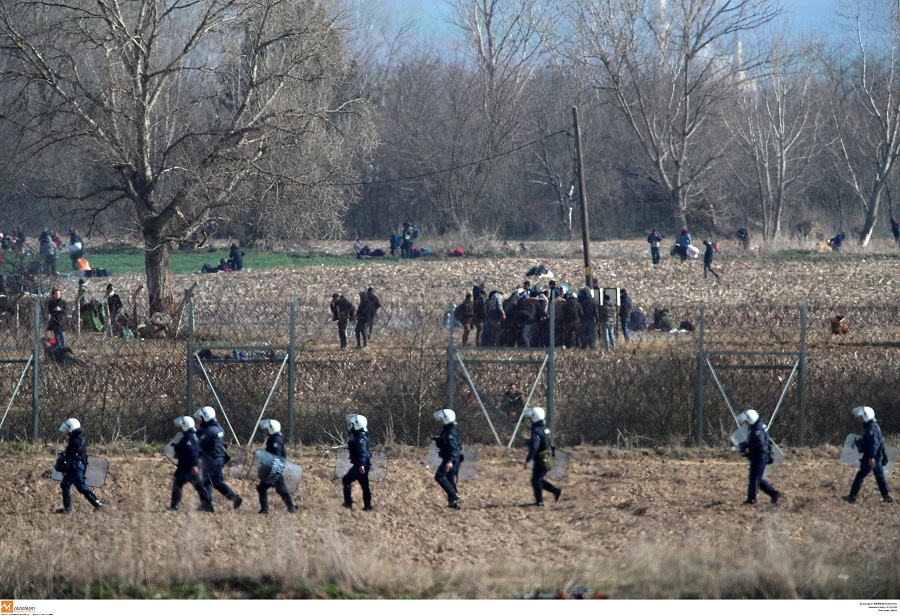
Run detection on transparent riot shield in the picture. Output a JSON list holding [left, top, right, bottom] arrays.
[[425, 443, 479, 482], [545, 449, 571, 483], [730, 426, 748, 448], [885, 443, 898, 478], [840, 433, 862, 466], [333, 449, 388, 482], [162, 432, 182, 464], [248, 450, 303, 494], [730, 428, 783, 477], [51, 454, 109, 488]]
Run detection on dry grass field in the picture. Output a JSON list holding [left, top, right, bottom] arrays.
[[1, 238, 898, 600], [0, 443, 897, 599]]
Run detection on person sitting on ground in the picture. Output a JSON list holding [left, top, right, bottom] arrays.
[[628, 306, 647, 332]]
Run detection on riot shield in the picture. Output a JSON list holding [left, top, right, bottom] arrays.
[[50, 454, 109, 488], [840, 433, 862, 466], [425, 443, 479, 482], [333, 449, 388, 482], [731, 428, 783, 477], [767, 443, 785, 478], [247, 450, 304, 494], [545, 449, 571, 483], [162, 432, 182, 464], [885, 443, 898, 478], [841, 433, 898, 478], [730, 427, 748, 448]]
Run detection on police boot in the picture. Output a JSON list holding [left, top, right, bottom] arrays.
[[86, 491, 103, 511], [342, 484, 353, 509], [229, 494, 243, 510], [55, 506, 72, 514], [199, 501, 215, 513], [282, 495, 297, 513], [169, 486, 182, 511], [448, 494, 461, 509], [258, 489, 268, 514], [553, 487, 563, 503]]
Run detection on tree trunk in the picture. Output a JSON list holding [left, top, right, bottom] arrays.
[[859, 175, 888, 246], [144, 232, 174, 316]]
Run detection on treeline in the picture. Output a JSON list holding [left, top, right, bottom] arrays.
[[2, 0, 900, 249], [344, 0, 900, 246]]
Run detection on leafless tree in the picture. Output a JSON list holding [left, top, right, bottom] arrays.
[[825, 0, 900, 246], [0, 0, 374, 313], [725, 31, 825, 239], [544, 0, 781, 228]]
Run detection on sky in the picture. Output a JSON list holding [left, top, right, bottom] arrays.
[[394, 0, 846, 36]]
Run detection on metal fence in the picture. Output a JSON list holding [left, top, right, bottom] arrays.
[[0, 288, 896, 448]]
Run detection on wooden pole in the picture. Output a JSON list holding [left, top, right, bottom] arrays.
[[572, 106, 593, 290]]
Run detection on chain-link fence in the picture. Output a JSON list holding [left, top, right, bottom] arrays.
[[0, 287, 895, 448]]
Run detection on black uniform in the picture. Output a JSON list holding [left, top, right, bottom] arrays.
[[59, 428, 102, 512], [846, 419, 892, 502], [198, 419, 242, 508], [526, 420, 561, 506], [342, 428, 372, 510], [740, 419, 780, 504], [434, 422, 462, 507], [257, 433, 297, 513], [171, 429, 213, 511]]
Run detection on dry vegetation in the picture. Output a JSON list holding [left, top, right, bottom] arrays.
[[0, 443, 897, 599], [1, 238, 899, 599]]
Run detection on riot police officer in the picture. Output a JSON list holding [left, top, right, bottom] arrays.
[[169, 416, 214, 512], [432, 409, 462, 509], [737, 409, 781, 505], [56, 418, 103, 513], [193, 406, 243, 510], [257, 419, 297, 514], [342, 414, 373, 511], [843, 406, 892, 504], [523, 407, 561, 506]]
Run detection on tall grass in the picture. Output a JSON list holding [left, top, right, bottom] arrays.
[[1, 506, 896, 599]]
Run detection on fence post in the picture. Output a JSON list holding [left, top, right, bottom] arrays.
[[547, 292, 556, 433], [32, 297, 40, 442], [186, 299, 194, 415], [696, 305, 705, 445], [288, 290, 297, 444], [798, 298, 807, 446], [446, 304, 455, 411]]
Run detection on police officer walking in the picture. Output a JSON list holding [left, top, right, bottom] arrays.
[[193, 406, 243, 510], [432, 409, 462, 509], [257, 419, 298, 514], [169, 416, 214, 512], [843, 406, 892, 504], [342, 414, 373, 511], [56, 418, 103, 513], [737, 410, 781, 505], [523, 407, 561, 506]]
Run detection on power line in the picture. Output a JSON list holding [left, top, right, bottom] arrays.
[[334, 127, 571, 187]]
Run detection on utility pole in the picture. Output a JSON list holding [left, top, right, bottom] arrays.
[[572, 106, 593, 290]]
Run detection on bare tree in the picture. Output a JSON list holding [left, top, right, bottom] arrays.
[[545, 0, 781, 227], [0, 0, 374, 313], [826, 0, 900, 246], [725, 32, 824, 239]]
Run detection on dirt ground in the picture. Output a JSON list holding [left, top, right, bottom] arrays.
[[1, 444, 897, 599]]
